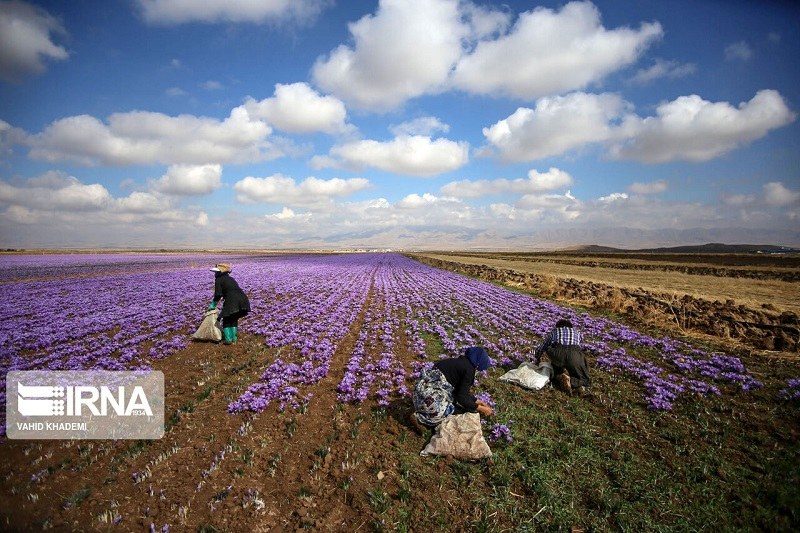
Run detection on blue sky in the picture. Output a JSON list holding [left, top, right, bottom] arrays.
[[1, 0, 798, 249]]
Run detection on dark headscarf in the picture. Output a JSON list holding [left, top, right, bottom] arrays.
[[465, 346, 490, 371]]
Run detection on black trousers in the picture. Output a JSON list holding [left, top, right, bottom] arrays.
[[221, 310, 248, 328], [546, 345, 591, 388]]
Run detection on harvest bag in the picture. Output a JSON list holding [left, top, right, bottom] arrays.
[[412, 366, 455, 427], [420, 412, 493, 460], [192, 309, 222, 342], [499, 362, 553, 390]]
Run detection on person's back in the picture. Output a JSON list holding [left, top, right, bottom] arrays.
[[434, 356, 477, 412], [410, 347, 493, 430]]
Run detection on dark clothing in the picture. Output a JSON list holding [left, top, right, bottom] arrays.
[[434, 356, 478, 412], [222, 311, 248, 328], [546, 344, 591, 389], [213, 273, 250, 319]]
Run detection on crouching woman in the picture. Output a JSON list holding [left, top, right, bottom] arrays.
[[411, 346, 494, 430]]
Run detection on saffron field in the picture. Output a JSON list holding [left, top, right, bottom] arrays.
[[0, 252, 798, 531]]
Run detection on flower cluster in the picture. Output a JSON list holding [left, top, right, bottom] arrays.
[[475, 391, 496, 410], [778, 378, 800, 401], [488, 421, 513, 443]]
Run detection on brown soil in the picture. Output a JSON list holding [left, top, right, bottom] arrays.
[[0, 308, 439, 531]]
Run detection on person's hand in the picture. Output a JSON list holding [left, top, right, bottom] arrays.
[[477, 404, 493, 417]]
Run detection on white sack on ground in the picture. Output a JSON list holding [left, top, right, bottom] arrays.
[[192, 309, 222, 342], [420, 412, 492, 460], [499, 362, 553, 390]]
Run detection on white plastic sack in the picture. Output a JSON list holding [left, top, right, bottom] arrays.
[[192, 310, 222, 342], [420, 412, 492, 460], [499, 362, 553, 390]]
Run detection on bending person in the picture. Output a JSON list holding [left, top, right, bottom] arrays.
[[208, 263, 250, 345], [534, 318, 591, 395], [411, 346, 494, 430]]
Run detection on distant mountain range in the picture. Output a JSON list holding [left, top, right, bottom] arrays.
[[566, 243, 800, 254], [6, 225, 799, 253]]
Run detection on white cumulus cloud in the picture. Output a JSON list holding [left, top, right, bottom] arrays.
[[312, 0, 467, 111], [244, 83, 350, 134], [483, 92, 631, 162], [234, 174, 370, 206], [517, 190, 578, 210], [0, 173, 214, 244], [152, 164, 223, 196], [326, 135, 469, 177], [115, 191, 171, 214], [452, 1, 662, 99], [485, 90, 795, 164], [611, 89, 796, 163], [598, 192, 628, 203], [0, 174, 111, 211], [26, 106, 275, 165], [397, 192, 441, 209], [441, 167, 573, 198], [313, 0, 662, 110], [265, 207, 306, 221], [763, 182, 800, 207], [0, 0, 68, 82]]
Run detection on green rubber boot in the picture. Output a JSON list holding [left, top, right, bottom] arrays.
[[222, 327, 235, 345], [232, 326, 238, 342]]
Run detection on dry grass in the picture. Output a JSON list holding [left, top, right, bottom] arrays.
[[421, 253, 800, 314], [486, 253, 800, 273]]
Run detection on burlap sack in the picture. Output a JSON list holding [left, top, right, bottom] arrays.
[[420, 412, 492, 460], [192, 310, 222, 342]]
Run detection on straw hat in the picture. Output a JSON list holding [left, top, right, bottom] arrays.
[[210, 263, 232, 273]]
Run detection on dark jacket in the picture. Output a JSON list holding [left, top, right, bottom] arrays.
[[434, 356, 477, 412], [213, 273, 250, 318]]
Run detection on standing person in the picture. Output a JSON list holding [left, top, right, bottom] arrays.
[[533, 318, 591, 395], [208, 263, 250, 345], [411, 346, 494, 431]]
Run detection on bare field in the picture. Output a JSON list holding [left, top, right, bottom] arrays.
[[411, 252, 800, 353], [420, 253, 800, 314], [471, 251, 800, 268]]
